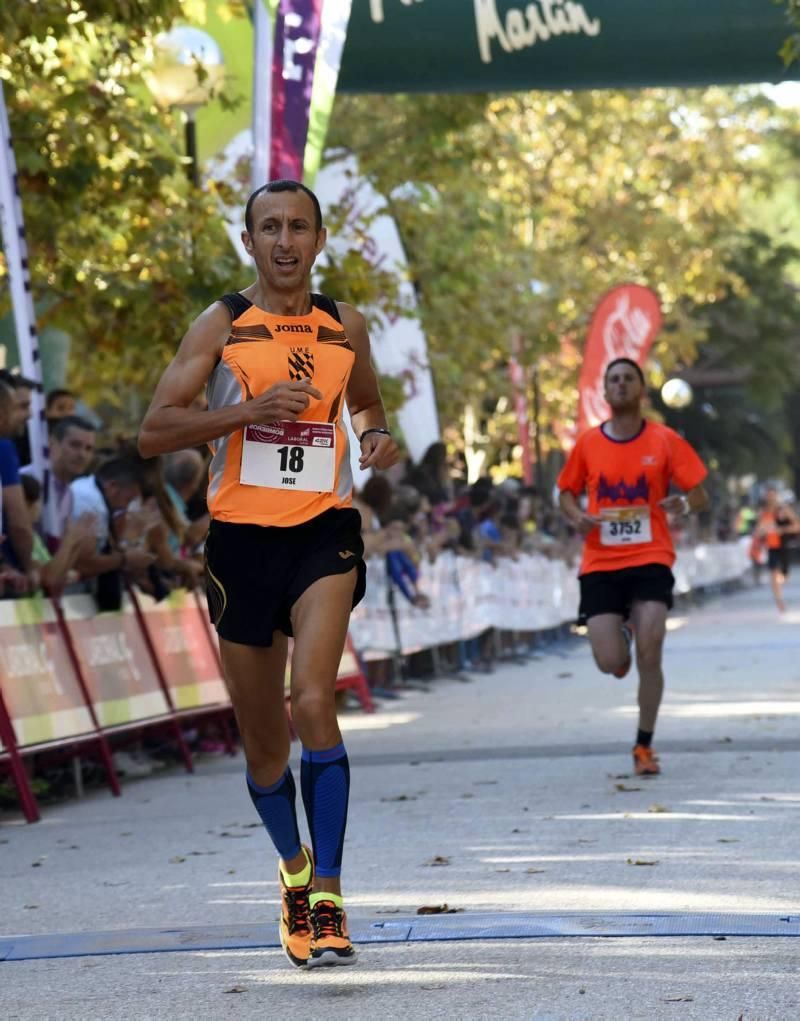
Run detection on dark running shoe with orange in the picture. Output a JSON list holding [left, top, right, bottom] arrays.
[[633, 744, 661, 776], [279, 845, 313, 968], [613, 624, 633, 678], [307, 899, 357, 968]]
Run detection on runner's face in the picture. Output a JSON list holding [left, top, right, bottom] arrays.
[[242, 191, 325, 292], [604, 365, 643, 411]]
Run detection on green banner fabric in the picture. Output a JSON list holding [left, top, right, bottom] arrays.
[[338, 0, 797, 94]]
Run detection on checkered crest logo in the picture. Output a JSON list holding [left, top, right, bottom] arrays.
[[288, 347, 314, 381]]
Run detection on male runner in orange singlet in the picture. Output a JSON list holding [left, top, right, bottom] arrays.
[[558, 358, 709, 776], [139, 180, 399, 968]]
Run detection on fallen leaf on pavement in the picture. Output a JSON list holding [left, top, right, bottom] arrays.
[[495, 868, 511, 873], [663, 996, 694, 1002], [224, 986, 247, 994], [525, 868, 546, 874], [416, 904, 463, 914], [169, 856, 186, 864], [648, 804, 671, 813], [615, 783, 642, 792], [627, 858, 658, 866], [424, 855, 451, 867]]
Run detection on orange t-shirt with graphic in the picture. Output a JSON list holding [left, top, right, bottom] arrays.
[[558, 420, 707, 575]]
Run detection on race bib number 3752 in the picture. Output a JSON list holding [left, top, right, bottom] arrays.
[[599, 506, 652, 546], [240, 421, 335, 492]]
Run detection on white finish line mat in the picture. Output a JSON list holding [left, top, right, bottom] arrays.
[[2, 912, 799, 961]]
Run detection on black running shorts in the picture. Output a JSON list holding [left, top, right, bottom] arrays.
[[204, 508, 366, 647], [578, 563, 674, 624], [767, 547, 790, 576]]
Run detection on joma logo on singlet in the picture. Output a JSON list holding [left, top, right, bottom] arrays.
[[275, 324, 313, 333]]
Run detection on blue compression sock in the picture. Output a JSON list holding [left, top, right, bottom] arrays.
[[246, 767, 302, 862], [300, 743, 350, 878]]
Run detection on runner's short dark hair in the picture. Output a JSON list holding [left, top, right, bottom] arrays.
[[245, 180, 323, 233], [604, 358, 645, 385]]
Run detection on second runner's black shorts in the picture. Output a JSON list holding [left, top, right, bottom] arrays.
[[767, 547, 790, 576], [204, 507, 366, 646], [578, 563, 675, 624]]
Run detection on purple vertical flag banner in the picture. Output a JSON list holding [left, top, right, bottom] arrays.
[[270, 0, 324, 181]]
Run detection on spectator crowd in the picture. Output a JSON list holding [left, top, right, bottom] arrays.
[[0, 372, 208, 607]]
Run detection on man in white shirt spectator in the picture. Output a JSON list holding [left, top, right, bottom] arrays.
[[70, 456, 155, 593], [22, 415, 97, 553]]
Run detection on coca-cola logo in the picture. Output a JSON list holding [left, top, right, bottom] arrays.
[[579, 285, 662, 430]]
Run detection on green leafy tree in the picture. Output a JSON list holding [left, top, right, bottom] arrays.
[[328, 87, 794, 476], [658, 231, 800, 482], [1, 1, 406, 426], [0, 0, 252, 420]]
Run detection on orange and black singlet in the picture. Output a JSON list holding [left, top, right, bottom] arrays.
[[206, 292, 356, 528]]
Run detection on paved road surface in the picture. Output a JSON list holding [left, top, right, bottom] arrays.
[[2, 578, 799, 1019]]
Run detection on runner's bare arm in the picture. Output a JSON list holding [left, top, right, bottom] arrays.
[[686, 484, 709, 513], [559, 489, 601, 536], [661, 484, 709, 515], [138, 303, 321, 458], [779, 503, 800, 534], [339, 302, 399, 470]]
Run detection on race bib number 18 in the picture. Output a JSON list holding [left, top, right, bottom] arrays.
[[240, 421, 335, 492], [600, 506, 652, 546]]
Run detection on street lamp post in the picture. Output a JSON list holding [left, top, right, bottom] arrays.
[[144, 26, 225, 186]]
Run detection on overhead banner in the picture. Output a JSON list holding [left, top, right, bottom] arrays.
[[338, 0, 797, 94], [577, 284, 662, 433]]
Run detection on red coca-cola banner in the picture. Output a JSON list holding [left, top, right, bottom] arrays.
[[578, 284, 662, 433]]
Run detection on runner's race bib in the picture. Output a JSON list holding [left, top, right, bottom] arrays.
[[599, 506, 652, 546], [240, 421, 335, 492]]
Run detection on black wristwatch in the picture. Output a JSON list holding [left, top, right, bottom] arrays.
[[359, 428, 391, 443]]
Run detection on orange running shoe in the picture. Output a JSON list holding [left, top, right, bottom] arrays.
[[632, 744, 661, 776], [613, 624, 634, 679], [307, 899, 357, 968], [279, 845, 313, 968]]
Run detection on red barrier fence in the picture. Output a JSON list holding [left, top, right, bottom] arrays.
[[0, 591, 372, 822]]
